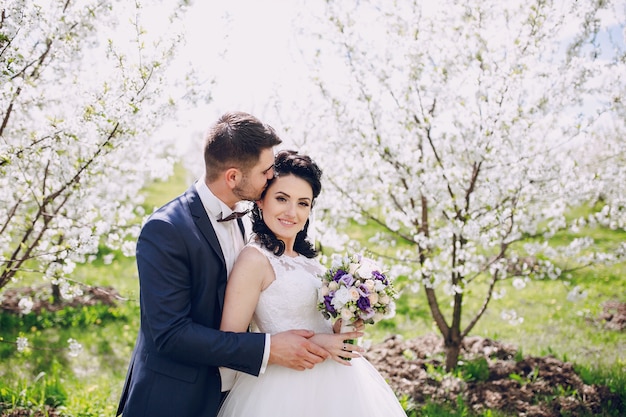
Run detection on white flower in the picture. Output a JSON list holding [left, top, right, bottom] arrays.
[[368, 292, 379, 305], [18, 297, 34, 315], [354, 258, 379, 279], [374, 280, 386, 291], [320, 285, 330, 297], [500, 309, 524, 325], [103, 253, 115, 265], [566, 285, 588, 302], [332, 287, 351, 308], [67, 338, 83, 358], [379, 293, 390, 305], [493, 289, 506, 300], [348, 287, 360, 301], [16, 337, 29, 353], [512, 278, 526, 290], [59, 280, 83, 300], [384, 301, 396, 318], [330, 254, 344, 270], [121, 240, 136, 257], [340, 308, 354, 321]]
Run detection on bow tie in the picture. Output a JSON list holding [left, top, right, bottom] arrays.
[[217, 210, 250, 222]]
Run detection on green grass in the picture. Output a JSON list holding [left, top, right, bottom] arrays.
[[1, 167, 625, 416]]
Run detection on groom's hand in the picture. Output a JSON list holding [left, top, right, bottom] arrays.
[[268, 329, 330, 371]]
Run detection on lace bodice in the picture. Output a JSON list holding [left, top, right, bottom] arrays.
[[247, 242, 333, 335]]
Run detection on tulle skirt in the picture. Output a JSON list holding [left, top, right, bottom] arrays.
[[217, 357, 407, 417]]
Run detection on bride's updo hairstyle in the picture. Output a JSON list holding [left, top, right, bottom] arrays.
[[251, 150, 322, 258]]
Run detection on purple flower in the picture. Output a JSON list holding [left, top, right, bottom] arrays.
[[333, 269, 348, 282], [324, 296, 336, 316], [358, 284, 370, 296], [356, 296, 371, 311], [338, 273, 355, 287], [372, 270, 388, 284]]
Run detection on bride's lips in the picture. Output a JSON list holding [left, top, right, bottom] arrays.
[[278, 218, 296, 226]]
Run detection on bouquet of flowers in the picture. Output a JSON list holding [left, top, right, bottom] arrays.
[[318, 253, 397, 333]]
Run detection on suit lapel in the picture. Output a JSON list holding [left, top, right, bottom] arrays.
[[184, 187, 228, 310], [186, 187, 225, 263]]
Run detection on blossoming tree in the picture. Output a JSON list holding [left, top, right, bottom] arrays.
[[0, 0, 201, 303], [291, 0, 626, 370]]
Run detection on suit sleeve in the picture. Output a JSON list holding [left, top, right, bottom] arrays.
[[136, 214, 266, 376]]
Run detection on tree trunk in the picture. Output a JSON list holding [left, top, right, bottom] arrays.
[[52, 283, 62, 305], [444, 333, 462, 372]]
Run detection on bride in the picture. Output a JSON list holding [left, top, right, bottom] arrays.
[[217, 150, 407, 417]]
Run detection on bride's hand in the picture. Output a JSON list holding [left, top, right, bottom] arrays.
[[332, 318, 365, 333], [310, 333, 364, 366]]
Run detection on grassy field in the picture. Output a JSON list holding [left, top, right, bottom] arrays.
[[0, 168, 624, 416]]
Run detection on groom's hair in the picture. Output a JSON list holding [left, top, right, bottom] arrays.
[[204, 111, 282, 181]]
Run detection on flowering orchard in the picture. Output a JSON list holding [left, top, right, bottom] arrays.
[[0, 1, 202, 352], [289, 0, 626, 370]]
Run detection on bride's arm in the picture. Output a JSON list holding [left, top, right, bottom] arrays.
[[218, 247, 271, 391], [220, 247, 272, 332]]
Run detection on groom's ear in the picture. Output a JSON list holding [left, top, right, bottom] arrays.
[[223, 167, 241, 188]]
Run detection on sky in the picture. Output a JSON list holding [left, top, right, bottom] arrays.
[[178, 1, 310, 122], [170, 0, 625, 113], [142, 0, 318, 168], [148, 0, 625, 169]]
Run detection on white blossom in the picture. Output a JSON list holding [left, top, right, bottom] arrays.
[[512, 278, 526, 291], [276, 0, 626, 364], [67, 338, 83, 358], [103, 254, 115, 265], [18, 297, 34, 315], [500, 309, 524, 326], [16, 337, 29, 353], [0, 0, 205, 292], [566, 286, 589, 303]]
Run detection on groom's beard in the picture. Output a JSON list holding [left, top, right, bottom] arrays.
[[233, 177, 267, 202]]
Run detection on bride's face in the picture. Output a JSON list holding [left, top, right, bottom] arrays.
[[257, 174, 312, 245]]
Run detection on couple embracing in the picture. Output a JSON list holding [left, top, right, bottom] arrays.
[[116, 111, 407, 417]]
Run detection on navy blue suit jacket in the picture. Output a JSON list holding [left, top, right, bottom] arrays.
[[117, 186, 266, 417]]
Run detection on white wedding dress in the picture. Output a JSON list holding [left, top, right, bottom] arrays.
[[217, 242, 407, 417]]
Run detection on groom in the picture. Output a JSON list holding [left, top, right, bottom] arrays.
[[116, 111, 330, 417]]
